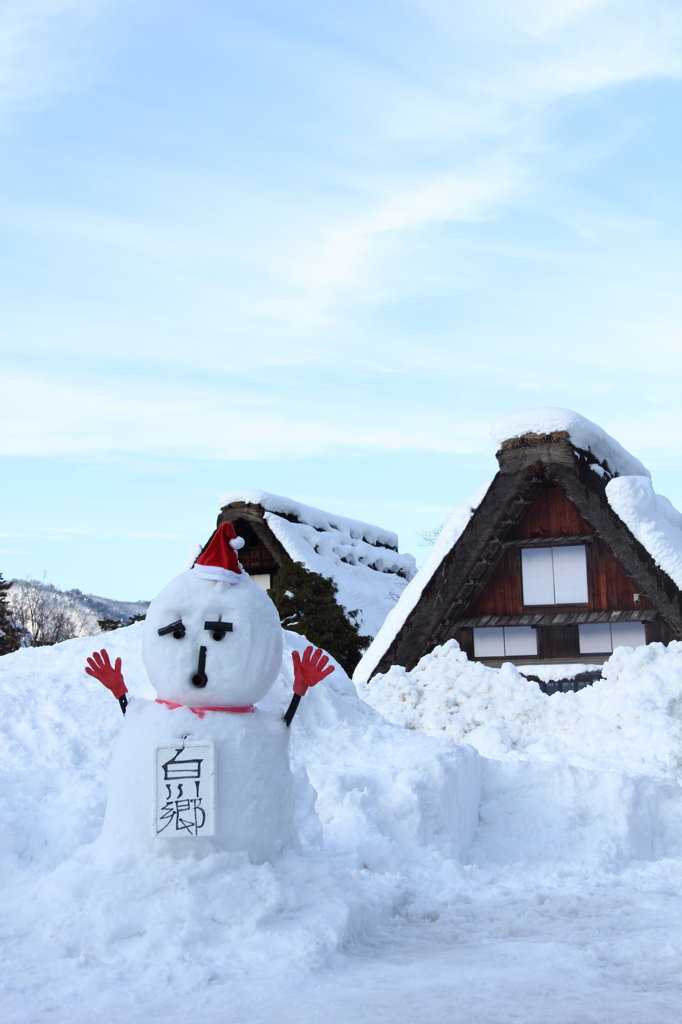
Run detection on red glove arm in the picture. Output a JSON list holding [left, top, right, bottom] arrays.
[[292, 646, 335, 697], [85, 649, 127, 700]]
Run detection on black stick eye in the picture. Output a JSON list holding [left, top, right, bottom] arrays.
[[204, 620, 232, 641], [158, 620, 186, 639]]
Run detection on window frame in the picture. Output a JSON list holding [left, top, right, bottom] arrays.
[[521, 544, 588, 607], [578, 621, 646, 654], [473, 625, 538, 658]]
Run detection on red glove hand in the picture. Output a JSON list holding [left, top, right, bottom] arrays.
[[292, 646, 335, 697], [85, 649, 127, 700]]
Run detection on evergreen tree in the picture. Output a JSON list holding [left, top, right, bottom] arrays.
[[0, 575, 23, 655], [268, 557, 369, 675], [97, 617, 123, 632], [98, 612, 146, 632]]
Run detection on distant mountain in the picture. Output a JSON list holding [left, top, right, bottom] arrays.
[[7, 578, 148, 646]]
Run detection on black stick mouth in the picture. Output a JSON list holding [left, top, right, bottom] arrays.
[[192, 645, 208, 688]]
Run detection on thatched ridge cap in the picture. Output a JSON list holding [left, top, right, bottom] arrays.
[[498, 429, 572, 451]]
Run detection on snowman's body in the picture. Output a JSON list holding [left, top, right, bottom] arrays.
[[102, 567, 297, 861], [102, 700, 295, 860]]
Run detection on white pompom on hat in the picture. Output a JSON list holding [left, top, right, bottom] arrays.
[[192, 522, 245, 584]]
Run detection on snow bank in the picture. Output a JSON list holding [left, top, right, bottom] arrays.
[[491, 407, 650, 478], [3, 623, 682, 1020], [220, 489, 417, 637], [362, 638, 682, 775], [475, 759, 682, 867], [271, 635, 480, 867], [362, 639, 682, 866], [0, 624, 479, 999]]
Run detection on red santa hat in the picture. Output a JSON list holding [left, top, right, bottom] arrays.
[[192, 522, 246, 584]]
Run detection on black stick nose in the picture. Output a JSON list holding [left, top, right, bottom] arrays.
[[192, 645, 208, 688]]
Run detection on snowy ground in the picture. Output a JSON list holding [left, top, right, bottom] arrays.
[[2, 628, 682, 1022]]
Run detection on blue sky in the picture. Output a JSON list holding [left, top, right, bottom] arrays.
[[2, 0, 682, 601]]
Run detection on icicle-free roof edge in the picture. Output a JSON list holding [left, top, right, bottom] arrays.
[[353, 483, 489, 682], [219, 489, 401, 550]]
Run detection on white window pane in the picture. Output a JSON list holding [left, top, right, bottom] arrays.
[[503, 627, 538, 656], [251, 573, 272, 591], [552, 546, 588, 604], [522, 548, 555, 605], [473, 627, 505, 657], [611, 621, 646, 649], [579, 623, 612, 654]]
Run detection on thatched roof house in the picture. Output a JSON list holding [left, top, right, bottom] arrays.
[[355, 410, 682, 680], [217, 490, 416, 638]]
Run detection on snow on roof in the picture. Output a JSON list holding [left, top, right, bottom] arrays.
[[353, 483, 490, 681], [491, 408, 650, 478], [220, 489, 417, 638], [493, 410, 682, 587], [606, 476, 682, 590]]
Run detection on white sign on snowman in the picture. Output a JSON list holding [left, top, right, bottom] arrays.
[[86, 522, 334, 860], [155, 742, 216, 837]]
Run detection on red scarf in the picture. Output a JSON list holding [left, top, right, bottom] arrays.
[[155, 699, 255, 718]]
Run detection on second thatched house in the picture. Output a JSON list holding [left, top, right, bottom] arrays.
[[355, 409, 682, 681], [216, 490, 416, 639]]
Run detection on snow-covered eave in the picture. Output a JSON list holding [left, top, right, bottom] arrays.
[[606, 476, 682, 591], [353, 482, 491, 682], [262, 511, 412, 580], [220, 489, 400, 551]]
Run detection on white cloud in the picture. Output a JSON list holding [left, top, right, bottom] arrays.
[[288, 163, 520, 300], [0, 366, 499, 460], [2, 0, 682, 464], [497, 0, 615, 38], [493, 0, 682, 101], [0, 0, 111, 121], [279, 1, 682, 314]]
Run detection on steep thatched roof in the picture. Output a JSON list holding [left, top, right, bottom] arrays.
[[355, 412, 682, 681]]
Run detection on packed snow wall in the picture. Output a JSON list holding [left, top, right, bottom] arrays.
[[362, 638, 682, 868], [0, 624, 481, 878]]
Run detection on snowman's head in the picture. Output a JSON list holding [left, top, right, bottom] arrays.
[[142, 569, 284, 707]]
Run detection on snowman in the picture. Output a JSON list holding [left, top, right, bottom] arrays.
[[85, 522, 333, 861]]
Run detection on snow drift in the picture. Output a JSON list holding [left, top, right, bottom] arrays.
[[2, 624, 682, 1022], [0, 622, 479, 1021], [362, 638, 682, 867]]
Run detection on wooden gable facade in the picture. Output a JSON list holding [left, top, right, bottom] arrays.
[[366, 431, 682, 677], [216, 503, 282, 593], [217, 502, 284, 592]]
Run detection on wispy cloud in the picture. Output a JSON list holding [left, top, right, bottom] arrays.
[[261, 0, 682, 317], [0, 0, 112, 121], [2, 1, 682, 460], [0, 363, 510, 460], [290, 162, 520, 298]]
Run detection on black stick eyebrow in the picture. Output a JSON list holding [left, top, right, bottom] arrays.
[[158, 619, 186, 637], [204, 621, 233, 632]]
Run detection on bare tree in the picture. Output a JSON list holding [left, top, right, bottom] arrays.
[[8, 579, 81, 647]]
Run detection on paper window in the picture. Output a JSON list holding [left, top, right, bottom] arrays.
[[473, 626, 538, 658], [578, 621, 645, 654], [521, 546, 588, 605]]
